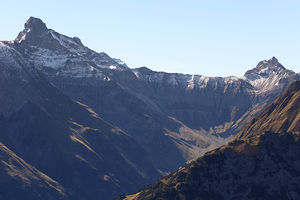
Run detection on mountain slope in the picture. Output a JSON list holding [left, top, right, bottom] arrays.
[[13, 17, 189, 172], [237, 80, 300, 139], [122, 81, 300, 200], [0, 142, 67, 200], [0, 34, 160, 199]]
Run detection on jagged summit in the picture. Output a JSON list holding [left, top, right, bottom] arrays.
[[252, 56, 285, 71], [242, 57, 295, 91], [15, 17, 84, 48], [13, 17, 128, 77], [270, 56, 278, 62], [15, 17, 48, 44], [261, 56, 279, 65], [245, 57, 286, 76], [25, 17, 47, 31]]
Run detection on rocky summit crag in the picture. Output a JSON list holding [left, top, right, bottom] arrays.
[[0, 17, 299, 199]]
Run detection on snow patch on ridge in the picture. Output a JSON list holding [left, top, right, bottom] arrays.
[[49, 31, 87, 55], [133, 67, 242, 90], [0, 42, 23, 69], [29, 47, 69, 69], [16, 28, 31, 43]]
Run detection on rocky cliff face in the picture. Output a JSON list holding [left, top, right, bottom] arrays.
[[122, 81, 300, 200]]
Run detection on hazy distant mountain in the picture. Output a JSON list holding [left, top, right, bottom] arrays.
[[121, 80, 300, 200], [0, 17, 299, 199]]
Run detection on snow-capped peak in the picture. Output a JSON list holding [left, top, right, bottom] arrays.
[[15, 17, 89, 55], [12, 17, 128, 79], [242, 57, 295, 92], [244, 57, 286, 77]]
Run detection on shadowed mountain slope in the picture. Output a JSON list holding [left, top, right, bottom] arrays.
[[0, 142, 67, 200], [0, 36, 160, 200]]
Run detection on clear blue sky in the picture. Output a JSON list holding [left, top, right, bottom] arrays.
[[0, 0, 299, 76]]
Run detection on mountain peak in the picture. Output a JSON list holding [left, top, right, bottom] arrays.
[[15, 17, 48, 44], [13, 17, 129, 75], [14, 17, 86, 52], [24, 17, 47, 31], [271, 56, 278, 63], [255, 56, 283, 70], [242, 57, 295, 91]]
